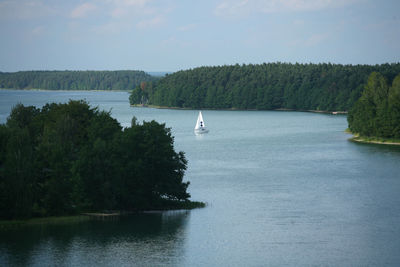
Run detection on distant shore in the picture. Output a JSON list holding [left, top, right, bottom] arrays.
[[0, 88, 130, 92], [131, 104, 347, 115]]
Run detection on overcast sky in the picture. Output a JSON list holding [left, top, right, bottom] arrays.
[[0, 0, 399, 72]]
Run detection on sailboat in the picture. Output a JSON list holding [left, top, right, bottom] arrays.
[[194, 111, 209, 134]]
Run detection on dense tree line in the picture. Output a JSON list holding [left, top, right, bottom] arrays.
[[0, 70, 157, 91], [0, 101, 194, 220], [130, 63, 400, 111], [348, 72, 400, 139]]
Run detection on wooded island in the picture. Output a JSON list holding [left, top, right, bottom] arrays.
[[0, 101, 202, 220]]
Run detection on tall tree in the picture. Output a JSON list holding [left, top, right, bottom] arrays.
[[348, 72, 400, 139]]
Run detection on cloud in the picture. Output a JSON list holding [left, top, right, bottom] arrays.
[[160, 36, 191, 49], [94, 21, 130, 35], [70, 3, 97, 19], [304, 33, 330, 46], [0, 0, 56, 20], [289, 33, 331, 47], [107, 0, 153, 18], [105, 0, 149, 6], [136, 16, 164, 29], [214, 0, 252, 18], [178, 23, 197, 32], [65, 0, 168, 38], [161, 36, 176, 46], [31, 26, 45, 36], [115, 0, 150, 7], [293, 19, 305, 26], [215, 0, 362, 18]]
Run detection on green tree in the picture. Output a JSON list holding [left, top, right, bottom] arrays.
[[388, 74, 400, 137], [0, 100, 194, 219], [348, 72, 400, 139]]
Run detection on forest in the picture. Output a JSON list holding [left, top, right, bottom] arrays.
[[348, 72, 400, 139], [129, 63, 400, 111], [0, 70, 157, 91], [0, 101, 200, 220]]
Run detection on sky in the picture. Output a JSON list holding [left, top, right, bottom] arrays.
[[0, 0, 399, 72]]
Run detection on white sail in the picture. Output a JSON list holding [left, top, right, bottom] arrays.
[[195, 111, 204, 129], [194, 111, 209, 134]]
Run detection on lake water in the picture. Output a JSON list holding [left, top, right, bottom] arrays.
[[1, 89, 400, 266]]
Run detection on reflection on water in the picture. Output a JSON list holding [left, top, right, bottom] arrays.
[[349, 139, 400, 153], [0, 211, 190, 266]]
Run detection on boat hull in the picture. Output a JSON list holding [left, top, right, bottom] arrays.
[[194, 128, 209, 134]]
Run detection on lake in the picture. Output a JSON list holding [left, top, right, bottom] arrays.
[[1, 89, 400, 266]]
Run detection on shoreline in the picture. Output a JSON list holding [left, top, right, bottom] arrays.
[[347, 131, 400, 146], [2, 89, 347, 115], [0, 201, 206, 228], [131, 104, 347, 115], [0, 215, 90, 229]]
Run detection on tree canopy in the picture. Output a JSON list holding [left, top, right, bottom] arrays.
[[0, 70, 158, 91], [348, 72, 400, 139], [130, 62, 400, 111], [0, 100, 192, 220]]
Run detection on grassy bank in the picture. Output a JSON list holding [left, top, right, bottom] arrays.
[[0, 215, 90, 229], [347, 131, 400, 146], [154, 200, 206, 210], [0, 201, 206, 228]]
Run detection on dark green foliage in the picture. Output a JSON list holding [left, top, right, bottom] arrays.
[[0, 70, 158, 90], [348, 72, 400, 139], [130, 62, 400, 111], [0, 101, 191, 219]]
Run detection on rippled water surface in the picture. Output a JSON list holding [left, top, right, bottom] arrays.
[[1, 89, 400, 266]]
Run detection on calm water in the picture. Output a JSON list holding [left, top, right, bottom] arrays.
[[1, 89, 400, 266]]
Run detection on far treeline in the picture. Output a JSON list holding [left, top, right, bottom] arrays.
[[0, 101, 202, 220], [0, 70, 158, 91], [129, 63, 400, 111], [348, 72, 400, 140]]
